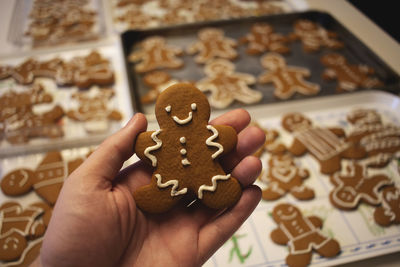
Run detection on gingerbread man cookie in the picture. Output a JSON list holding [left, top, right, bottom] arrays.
[[11, 58, 37, 85], [374, 185, 400, 226], [270, 203, 341, 267], [129, 36, 184, 73], [282, 112, 366, 174], [1, 151, 86, 205], [196, 59, 262, 109], [329, 161, 392, 210], [346, 109, 400, 168], [187, 28, 238, 64], [261, 153, 314, 201], [290, 19, 344, 53], [134, 83, 241, 213], [240, 23, 290, 55], [67, 88, 122, 133], [321, 53, 383, 92], [258, 53, 320, 100]]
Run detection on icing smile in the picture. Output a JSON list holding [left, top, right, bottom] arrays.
[[165, 103, 197, 125], [173, 112, 193, 125]]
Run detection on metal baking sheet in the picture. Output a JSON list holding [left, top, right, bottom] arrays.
[[121, 10, 400, 117]]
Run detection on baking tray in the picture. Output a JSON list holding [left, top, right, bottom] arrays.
[[7, 0, 107, 49], [203, 90, 400, 267], [121, 10, 400, 117], [0, 44, 133, 158]]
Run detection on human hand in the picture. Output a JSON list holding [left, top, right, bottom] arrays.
[[40, 109, 265, 267]]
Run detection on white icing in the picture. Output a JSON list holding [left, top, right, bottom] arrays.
[[180, 149, 187, 155], [165, 105, 171, 113], [179, 137, 186, 144], [172, 112, 193, 125], [191, 103, 197, 110], [206, 125, 224, 159], [33, 177, 64, 189], [181, 158, 191, 166], [155, 174, 187, 196], [197, 174, 231, 199], [144, 130, 162, 167], [279, 215, 333, 255]]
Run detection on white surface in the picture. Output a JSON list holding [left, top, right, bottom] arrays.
[[204, 90, 400, 267]]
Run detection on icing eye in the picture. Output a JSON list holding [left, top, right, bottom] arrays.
[[191, 103, 197, 111], [165, 105, 171, 113]]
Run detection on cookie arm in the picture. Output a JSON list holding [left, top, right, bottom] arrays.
[[128, 50, 143, 62], [328, 127, 346, 138], [308, 216, 323, 228], [210, 125, 237, 157], [270, 227, 289, 245], [288, 138, 307, 156], [134, 131, 156, 165], [258, 72, 274, 84]]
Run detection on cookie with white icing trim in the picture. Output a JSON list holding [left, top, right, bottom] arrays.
[[134, 83, 241, 213], [1, 151, 86, 205], [321, 53, 383, 92], [329, 161, 392, 210], [187, 28, 238, 64], [282, 112, 366, 174], [261, 153, 314, 201], [129, 36, 184, 73], [270, 203, 341, 267]]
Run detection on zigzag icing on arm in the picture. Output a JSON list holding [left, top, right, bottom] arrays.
[[198, 174, 231, 199], [155, 174, 187, 197], [144, 130, 162, 167], [206, 125, 224, 159]]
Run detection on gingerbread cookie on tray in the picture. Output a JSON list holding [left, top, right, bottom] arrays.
[[240, 23, 290, 55], [260, 153, 314, 201], [321, 53, 383, 92], [258, 53, 320, 100], [129, 36, 184, 73], [329, 161, 392, 210], [270, 203, 341, 267], [282, 112, 366, 174], [196, 59, 262, 109], [187, 28, 238, 64], [290, 19, 344, 53], [345, 108, 400, 168], [133, 83, 241, 213], [1, 151, 87, 205]]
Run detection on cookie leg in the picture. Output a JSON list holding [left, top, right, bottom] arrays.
[[199, 175, 241, 210], [262, 182, 285, 201], [286, 252, 312, 267], [315, 238, 341, 258], [290, 185, 315, 200], [133, 183, 182, 213]]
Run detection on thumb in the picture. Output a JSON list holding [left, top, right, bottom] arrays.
[[76, 113, 147, 182]]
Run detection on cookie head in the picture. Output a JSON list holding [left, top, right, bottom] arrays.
[[260, 53, 285, 70], [335, 186, 357, 204], [282, 112, 312, 132], [155, 83, 210, 128], [204, 59, 234, 76], [1, 169, 34, 196], [199, 28, 223, 40], [321, 53, 346, 66], [0, 232, 27, 261], [272, 203, 301, 223], [142, 36, 166, 48], [252, 23, 273, 34]]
